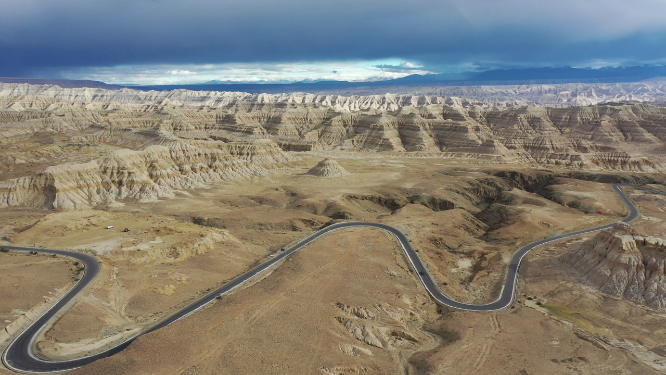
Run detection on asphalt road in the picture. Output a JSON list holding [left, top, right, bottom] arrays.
[[2, 184, 663, 373]]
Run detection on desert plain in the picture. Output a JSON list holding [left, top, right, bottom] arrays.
[[1, 83, 666, 374]]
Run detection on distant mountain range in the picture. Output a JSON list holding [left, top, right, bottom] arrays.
[[2, 65, 665, 93], [128, 65, 666, 93], [0, 77, 122, 89], [471, 65, 666, 83]]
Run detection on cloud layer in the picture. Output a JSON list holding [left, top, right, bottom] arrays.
[[2, 0, 666, 81], [56, 60, 434, 85]]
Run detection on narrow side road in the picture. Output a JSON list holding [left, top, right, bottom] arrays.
[[1, 184, 663, 373]]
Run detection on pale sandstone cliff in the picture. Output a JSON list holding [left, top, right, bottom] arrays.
[[2, 94, 664, 172], [2, 81, 666, 109], [1, 87, 665, 210], [335, 81, 666, 106], [0, 140, 292, 210], [561, 223, 666, 309]]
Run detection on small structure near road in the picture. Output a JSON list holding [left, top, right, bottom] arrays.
[[123, 228, 131, 232], [106, 225, 114, 229]]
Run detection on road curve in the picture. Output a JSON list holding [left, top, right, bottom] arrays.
[[2, 184, 664, 373]]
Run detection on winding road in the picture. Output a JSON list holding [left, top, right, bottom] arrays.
[[2, 183, 664, 373]]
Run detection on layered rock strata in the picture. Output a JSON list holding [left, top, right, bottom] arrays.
[[306, 159, 350, 178], [560, 223, 666, 308], [2, 81, 666, 108], [0, 141, 290, 210], [1, 91, 665, 174]]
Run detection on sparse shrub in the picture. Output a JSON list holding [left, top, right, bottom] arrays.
[[216, 296, 222, 300], [527, 297, 533, 300], [0, 247, 8, 253], [536, 302, 543, 306], [191, 216, 215, 227]]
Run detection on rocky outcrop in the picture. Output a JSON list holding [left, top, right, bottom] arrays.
[[332, 81, 666, 106], [306, 159, 349, 178], [0, 142, 279, 210], [1, 89, 665, 174], [560, 223, 666, 309], [2, 81, 666, 109], [221, 139, 294, 167], [0, 84, 498, 111]]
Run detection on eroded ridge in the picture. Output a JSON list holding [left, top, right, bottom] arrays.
[[2, 184, 664, 373]]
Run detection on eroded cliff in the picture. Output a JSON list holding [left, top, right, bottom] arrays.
[[561, 223, 666, 308], [1, 86, 665, 210]]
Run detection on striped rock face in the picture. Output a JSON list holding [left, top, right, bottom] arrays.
[[1, 85, 665, 211], [306, 159, 350, 178], [0, 140, 294, 210], [561, 223, 666, 309], [1, 89, 665, 171]]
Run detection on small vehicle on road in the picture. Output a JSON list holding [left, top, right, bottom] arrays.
[[418, 271, 425, 276]]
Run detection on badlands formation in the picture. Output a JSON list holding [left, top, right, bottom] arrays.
[[3, 80, 666, 107], [306, 158, 350, 178], [561, 222, 666, 308], [1, 83, 666, 374], [1, 84, 666, 211]]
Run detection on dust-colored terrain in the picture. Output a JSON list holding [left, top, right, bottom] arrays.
[[0, 252, 74, 374], [1, 90, 666, 214], [0, 253, 73, 332], [2, 84, 666, 374], [69, 226, 662, 375], [512, 187, 666, 373]]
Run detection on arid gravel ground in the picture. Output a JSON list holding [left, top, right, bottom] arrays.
[[70, 224, 663, 374], [0, 253, 73, 332], [2, 154, 666, 374], [0, 253, 74, 375]]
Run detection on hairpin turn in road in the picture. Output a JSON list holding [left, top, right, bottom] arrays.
[[2, 184, 663, 373]]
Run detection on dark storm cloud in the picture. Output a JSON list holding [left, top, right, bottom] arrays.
[[2, 0, 666, 77]]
